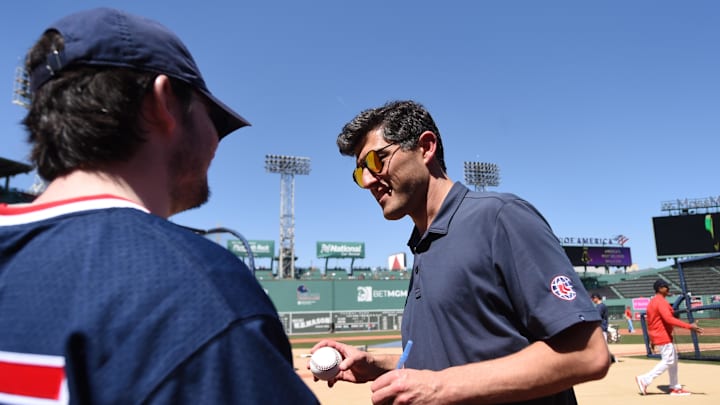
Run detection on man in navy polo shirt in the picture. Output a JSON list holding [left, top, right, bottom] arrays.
[[311, 100, 609, 404]]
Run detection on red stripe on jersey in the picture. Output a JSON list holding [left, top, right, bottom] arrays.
[[0, 360, 65, 399], [0, 194, 133, 215]]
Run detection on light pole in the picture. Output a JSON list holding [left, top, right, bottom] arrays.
[[12, 66, 30, 109], [463, 162, 500, 192], [10, 66, 48, 197], [265, 155, 310, 279]]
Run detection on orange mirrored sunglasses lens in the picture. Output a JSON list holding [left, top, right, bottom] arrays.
[[353, 148, 389, 187], [353, 167, 364, 185], [365, 150, 383, 172]]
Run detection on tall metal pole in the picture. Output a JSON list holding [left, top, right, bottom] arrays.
[[12, 66, 31, 109], [463, 162, 500, 192], [265, 155, 310, 279], [279, 171, 294, 278]]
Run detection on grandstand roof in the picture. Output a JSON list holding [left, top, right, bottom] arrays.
[[0, 156, 32, 178], [675, 253, 720, 267]]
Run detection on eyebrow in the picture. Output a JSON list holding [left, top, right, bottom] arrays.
[[358, 143, 394, 162]]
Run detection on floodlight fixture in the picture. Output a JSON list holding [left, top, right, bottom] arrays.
[[265, 155, 311, 175], [463, 161, 500, 192], [265, 154, 311, 279]]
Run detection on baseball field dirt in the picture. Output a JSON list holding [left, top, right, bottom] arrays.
[[293, 344, 719, 404]]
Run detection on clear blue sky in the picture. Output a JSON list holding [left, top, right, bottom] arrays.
[[2, 1, 718, 272]]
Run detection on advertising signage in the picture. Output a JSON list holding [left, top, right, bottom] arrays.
[[316, 241, 365, 258], [562, 245, 632, 267], [653, 213, 720, 259], [227, 239, 275, 258]]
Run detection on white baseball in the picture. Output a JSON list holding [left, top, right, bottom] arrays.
[[309, 346, 342, 381]]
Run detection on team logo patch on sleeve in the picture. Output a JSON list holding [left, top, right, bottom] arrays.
[[550, 275, 577, 301]]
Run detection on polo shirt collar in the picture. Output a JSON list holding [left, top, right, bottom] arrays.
[[407, 181, 469, 252]]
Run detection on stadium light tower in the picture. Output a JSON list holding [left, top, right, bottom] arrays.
[[463, 162, 500, 192], [10, 65, 49, 196], [265, 155, 311, 279], [12, 65, 31, 109]]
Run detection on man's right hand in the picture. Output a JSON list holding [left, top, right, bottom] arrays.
[[308, 339, 394, 387]]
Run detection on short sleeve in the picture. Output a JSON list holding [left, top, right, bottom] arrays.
[[492, 199, 600, 340]]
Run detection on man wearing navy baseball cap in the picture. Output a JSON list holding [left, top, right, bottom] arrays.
[[0, 8, 318, 404], [28, 7, 250, 139]]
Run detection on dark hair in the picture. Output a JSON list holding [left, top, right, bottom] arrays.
[[22, 29, 194, 181], [591, 293, 601, 300], [336, 100, 447, 172], [653, 279, 669, 292]]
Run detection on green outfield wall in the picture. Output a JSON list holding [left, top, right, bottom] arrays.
[[258, 279, 408, 334]]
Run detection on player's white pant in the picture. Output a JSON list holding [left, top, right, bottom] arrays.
[[638, 343, 682, 390]]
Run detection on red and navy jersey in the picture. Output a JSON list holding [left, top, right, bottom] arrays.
[[0, 195, 317, 404]]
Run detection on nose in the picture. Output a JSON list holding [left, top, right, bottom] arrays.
[[359, 166, 381, 188]]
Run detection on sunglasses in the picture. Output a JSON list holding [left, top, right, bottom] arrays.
[[352, 143, 399, 187]]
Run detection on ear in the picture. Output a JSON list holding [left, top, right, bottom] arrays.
[[141, 75, 178, 137], [417, 131, 438, 165]]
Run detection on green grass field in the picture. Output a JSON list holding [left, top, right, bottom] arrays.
[[290, 330, 401, 349], [290, 318, 720, 350], [612, 317, 720, 362]]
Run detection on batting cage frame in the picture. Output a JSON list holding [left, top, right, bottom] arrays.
[[638, 257, 720, 362], [181, 225, 256, 274]]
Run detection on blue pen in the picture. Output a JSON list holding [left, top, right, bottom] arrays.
[[396, 340, 413, 369]]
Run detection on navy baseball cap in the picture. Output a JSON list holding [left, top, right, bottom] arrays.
[[653, 279, 669, 292], [28, 7, 250, 138]]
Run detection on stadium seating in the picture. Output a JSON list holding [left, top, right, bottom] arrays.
[[610, 274, 679, 299], [660, 266, 720, 296], [587, 286, 620, 300]]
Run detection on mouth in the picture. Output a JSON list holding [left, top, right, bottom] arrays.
[[373, 185, 392, 204]]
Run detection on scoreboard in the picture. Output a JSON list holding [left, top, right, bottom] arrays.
[[653, 213, 720, 259], [562, 245, 632, 267]]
